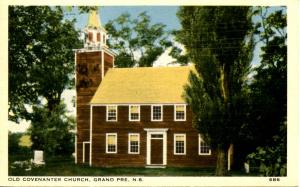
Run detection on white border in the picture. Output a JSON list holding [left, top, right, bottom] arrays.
[[89, 105, 93, 166], [174, 104, 186, 121], [151, 105, 163, 121], [106, 133, 117, 154], [101, 50, 104, 79], [74, 52, 77, 164], [174, 133, 186, 155], [129, 105, 140, 122], [128, 133, 140, 154], [1, 2, 298, 187]]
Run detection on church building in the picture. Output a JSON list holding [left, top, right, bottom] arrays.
[[75, 10, 218, 168]]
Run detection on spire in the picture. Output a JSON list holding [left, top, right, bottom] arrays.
[[86, 10, 101, 29], [83, 9, 108, 50]]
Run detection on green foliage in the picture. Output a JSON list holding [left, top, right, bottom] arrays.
[[8, 132, 22, 154], [246, 7, 287, 176], [9, 6, 81, 122], [78, 6, 98, 13], [105, 12, 172, 67], [29, 103, 75, 157], [247, 123, 286, 176], [176, 6, 253, 175], [8, 132, 32, 156]]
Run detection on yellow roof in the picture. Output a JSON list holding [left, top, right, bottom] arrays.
[[86, 10, 101, 29], [90, 66, 194, 104]]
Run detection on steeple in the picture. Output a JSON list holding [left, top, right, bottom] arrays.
[[87, 10, 101, 29], [84, 9, 108, 50]]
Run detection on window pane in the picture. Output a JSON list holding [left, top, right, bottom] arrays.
[[175, 105, 185, 120], [153, 106, 162, 120], [130, 141, 139, 153], [108, 106, 116, 111], [131, 113, 139, 120], [107, 106, 117, 121], [129, 134, 139, 153], [176, 105, 185, 112], [108, 145, 116, 152], [107, 135, 116, 144], [176, 141, 184, 153], [175, 134, 185, 154], [175, 135, 185, 141], [199, 135, 211, 154], [107, 134, 117, 153], [130, 106, 139, 113], [130, 106, 139, 120], [129, 135, 139, 141], [200, 141, 210, 153], [151, 134, 163, 138]]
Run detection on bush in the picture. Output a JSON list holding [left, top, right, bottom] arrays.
[[29, 103, 75, 157], [247, 123, 287, 176]]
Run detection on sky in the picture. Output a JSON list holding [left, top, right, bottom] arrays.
[[64, 6, 278, 66], [8, 6, 284, 132], [66, 6, 180, 31]]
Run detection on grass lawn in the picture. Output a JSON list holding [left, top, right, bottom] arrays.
[[9, 156, 258, 176]]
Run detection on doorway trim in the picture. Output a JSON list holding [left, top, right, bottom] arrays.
[[82, 141, 90, 163], [144, 128, 168, 166]]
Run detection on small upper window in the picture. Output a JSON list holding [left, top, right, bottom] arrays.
[[129, 105, 140, 121], [88, 32, 93, 41], [97, 33, 101, 42], [106, 105, 117, 121], [174, 105, 186, 121], [199, 134, 211, 155], [151, 105, 162, 121]]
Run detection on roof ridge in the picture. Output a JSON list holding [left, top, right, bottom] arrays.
[[110, 65, 192, 71]]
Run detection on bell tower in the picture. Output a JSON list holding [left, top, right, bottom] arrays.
[[75, 9, 115, 164], [84, 10, 108, 50]]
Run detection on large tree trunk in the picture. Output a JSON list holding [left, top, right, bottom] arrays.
[[215, 144, 228, 176]]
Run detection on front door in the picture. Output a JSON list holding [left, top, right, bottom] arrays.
[[144, 128, 168, 167], [150, 136, 164, 165]]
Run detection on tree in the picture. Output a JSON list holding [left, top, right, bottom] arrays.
[[9, 6, 81, 122], [8, 132, 32, 158], [29, 102, 75, 157], [105, 12, 172, 67], [8, 132, 23, 154], [246, 7, 287, 176], [176, 7, 253, 175]]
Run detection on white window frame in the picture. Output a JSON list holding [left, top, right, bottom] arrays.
[[129, 105, 140, 122], [198, 134, 211, 155], [106, 105, 118, 122], [174, 104, 186, 121], [106, 133, 117, 154], [174, 134, 186, 155], [151, 105, 163, 121], [128, 133, 140, 154]]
